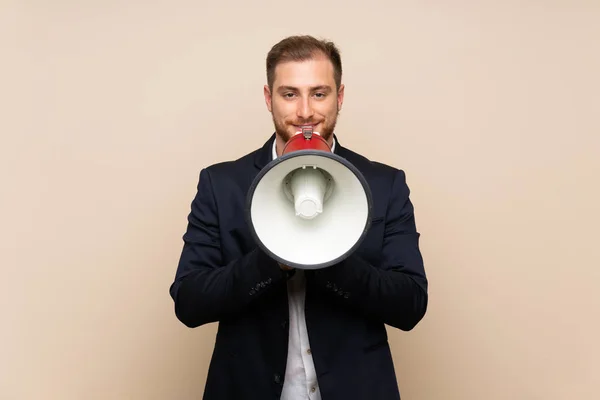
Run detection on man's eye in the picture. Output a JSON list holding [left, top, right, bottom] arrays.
[[314, 93, 326, 98], [284, 93, 295, 98]]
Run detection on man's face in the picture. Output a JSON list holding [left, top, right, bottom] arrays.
[[264, 54, 344, 145]]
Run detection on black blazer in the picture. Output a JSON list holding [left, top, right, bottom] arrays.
[[169, 134, 428, 400]]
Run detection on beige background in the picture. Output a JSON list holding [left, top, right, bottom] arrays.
[[2, 1, 599, 399]]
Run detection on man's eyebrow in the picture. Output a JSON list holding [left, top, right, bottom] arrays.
[[311, 85, 333, 92], [276, 85, 333, 92], [276, 86, 299, 92]]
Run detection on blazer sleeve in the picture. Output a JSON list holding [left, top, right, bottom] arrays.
[[312, 169, 428, 331], [169, 168, 290, 328]]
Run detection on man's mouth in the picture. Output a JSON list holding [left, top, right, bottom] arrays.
[[293, 123, 319, 131]]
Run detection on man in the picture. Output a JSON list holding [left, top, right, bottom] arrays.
[[169, 35, 428, 400]]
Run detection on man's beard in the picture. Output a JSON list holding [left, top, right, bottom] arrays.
[[272, 113, 338, 144]]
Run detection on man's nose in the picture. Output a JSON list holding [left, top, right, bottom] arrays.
[[296, 98, 314, 119]]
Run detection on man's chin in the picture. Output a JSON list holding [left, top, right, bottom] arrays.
[[275, 130, 294, 142]]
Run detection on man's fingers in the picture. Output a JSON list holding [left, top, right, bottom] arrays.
[[278, 263, 293, 271]]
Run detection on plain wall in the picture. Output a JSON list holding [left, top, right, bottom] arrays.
[[2, 1, 599, 399]]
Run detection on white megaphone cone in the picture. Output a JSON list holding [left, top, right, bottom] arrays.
[[246, 127, 373, 270]]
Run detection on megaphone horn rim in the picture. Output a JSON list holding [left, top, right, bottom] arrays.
[[245, 149, 374, 270]]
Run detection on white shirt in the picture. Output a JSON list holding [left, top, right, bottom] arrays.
[[272, 136, 336, 400]]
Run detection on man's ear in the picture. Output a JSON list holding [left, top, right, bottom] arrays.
[[264, 85, 273, 112], [337, 83, 345, 111]]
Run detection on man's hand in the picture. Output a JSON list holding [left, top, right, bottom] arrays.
[[279, 263, 293, 271]]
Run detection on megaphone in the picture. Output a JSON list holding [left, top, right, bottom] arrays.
[[246, 127, 373, 270]]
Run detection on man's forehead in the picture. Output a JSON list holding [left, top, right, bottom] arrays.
[[272, 57, 335, 88]]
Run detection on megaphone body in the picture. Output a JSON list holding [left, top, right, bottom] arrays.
[[246, 128, 373, 270]]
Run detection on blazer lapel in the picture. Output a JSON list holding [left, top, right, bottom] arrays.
[[332, 134, 343, 156], [253, 133, 276, 170]]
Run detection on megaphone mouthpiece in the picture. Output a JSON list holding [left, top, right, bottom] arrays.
[[300, 126, 317, 139], [283, 127, 331, 155]]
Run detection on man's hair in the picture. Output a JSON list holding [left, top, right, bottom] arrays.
[[266, 35, 342, 91]]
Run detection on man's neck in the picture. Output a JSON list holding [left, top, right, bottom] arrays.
[[275, 134, 286, 157]]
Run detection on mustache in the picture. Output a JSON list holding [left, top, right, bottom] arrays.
[[289, 120, 321, 126]]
